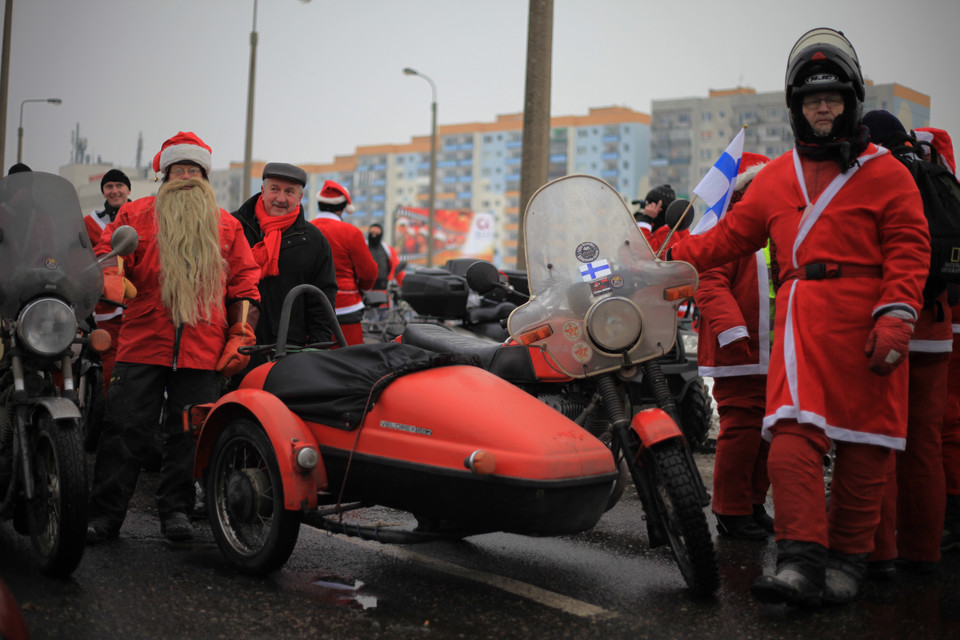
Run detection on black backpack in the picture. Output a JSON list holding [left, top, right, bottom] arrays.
[[886, 134, 960, 305]]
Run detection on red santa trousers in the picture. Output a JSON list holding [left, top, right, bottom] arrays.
[[711, 375, 770, 516], [768, 420, 891, 553]]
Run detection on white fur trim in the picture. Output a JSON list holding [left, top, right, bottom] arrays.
[[734, 163, 766, 192], [159, 143, 212, 174]]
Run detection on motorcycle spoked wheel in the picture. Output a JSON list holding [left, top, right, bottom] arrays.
[[645, 441, 719, 596], [28, 414, 88, 577], [207, 419, 301, 574], [678, 378, 713, 453]]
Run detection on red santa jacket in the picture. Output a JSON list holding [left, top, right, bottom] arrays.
[[86, 209, 123, 323], [95, 196, 261, 369], [695, 249, 770, 377], [671, 144, 929, 450], [311, 213, 378, 316]]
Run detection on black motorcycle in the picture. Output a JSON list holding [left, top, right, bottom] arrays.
[[0, 171, 135, 576]]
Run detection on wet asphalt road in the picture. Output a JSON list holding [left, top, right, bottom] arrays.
[[1, 451, 959, 640]]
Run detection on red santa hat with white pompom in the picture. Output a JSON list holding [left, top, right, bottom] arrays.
[[316, 179, 355, 214], [151, 131, 213, 176]]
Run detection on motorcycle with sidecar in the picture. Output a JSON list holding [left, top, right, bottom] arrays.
[[187, 174, 719, 596], [0, 171, 136, 576]]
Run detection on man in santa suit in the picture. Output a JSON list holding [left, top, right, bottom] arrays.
[[635, 184, 689, 253], [668, 29, 929, 607], [860, 112, 953, 578], [310, 180, 378, 345], [694, 152, 774, 541], [84, 168, 132, 390], [913, 126, 960, 555], [86, 132, 261, 544]]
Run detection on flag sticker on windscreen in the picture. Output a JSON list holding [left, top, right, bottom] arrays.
[[579, 259, 611, 282]]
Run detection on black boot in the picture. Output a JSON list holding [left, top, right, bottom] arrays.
[[716, 513, 769, 540], [822, 551, 868, 606], [751, 539, 826, 608], [943, 494, 960, 553], [753, 503, 775, 534]]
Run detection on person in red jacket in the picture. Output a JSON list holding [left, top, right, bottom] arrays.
[[668, 29, 930, 607], [86, 132, 261, 544], [694, 152, 773, 541], [311, 180, 378, 345], [861, 111, 953, 578], [84, 168, 132, 390], [635, 184, 689, 253]]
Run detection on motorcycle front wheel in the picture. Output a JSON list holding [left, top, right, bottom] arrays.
[[207, 419, 301, 574], [29, 415, 88, 577], [647, 441, 719, 596]]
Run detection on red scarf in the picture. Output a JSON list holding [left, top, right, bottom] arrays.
[[251, 197, 300, 279]]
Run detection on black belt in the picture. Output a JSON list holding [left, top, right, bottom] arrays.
[[782, 263, 883, 281]]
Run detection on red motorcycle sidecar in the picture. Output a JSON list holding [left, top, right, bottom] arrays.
[[189, 342, 619, 574]]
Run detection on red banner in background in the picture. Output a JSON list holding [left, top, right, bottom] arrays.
[[393, 206, 494, 266]]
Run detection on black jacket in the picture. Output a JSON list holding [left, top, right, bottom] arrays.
[[233, 194, 338, 349]]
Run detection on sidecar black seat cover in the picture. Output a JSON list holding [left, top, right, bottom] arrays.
[[263, 342, 474, 430], [401, 323, 537, 383]]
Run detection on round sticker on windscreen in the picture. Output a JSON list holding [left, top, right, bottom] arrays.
[[572, 341, 593, 363], [575, 242, 599, 263]]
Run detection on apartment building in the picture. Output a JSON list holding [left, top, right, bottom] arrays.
[[650, 83, 931, 199], [231, 107, 651, 268]]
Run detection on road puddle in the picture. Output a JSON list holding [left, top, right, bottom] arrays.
[[311, 577, 378, 610]]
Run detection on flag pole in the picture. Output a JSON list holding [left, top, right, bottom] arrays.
[[655, 194, 701, 261]]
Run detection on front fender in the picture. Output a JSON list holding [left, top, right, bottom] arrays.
[[629, 407, 683, 451], [193, 388, 326, 510], [33, 397, 81, 421]]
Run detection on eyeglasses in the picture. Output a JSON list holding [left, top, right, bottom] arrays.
[[802, 94, 844, 109], [168, 166, 203, 178]]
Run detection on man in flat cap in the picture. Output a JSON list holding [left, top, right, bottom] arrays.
[[232, 162, 337, 370]]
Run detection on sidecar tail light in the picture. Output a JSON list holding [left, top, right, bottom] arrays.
[[464, 450, 496, 475], [663, 284, 695, 301], [295, 446, 319, 470], [89, 329, 112, 353]]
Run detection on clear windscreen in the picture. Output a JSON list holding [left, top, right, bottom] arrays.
[[0, 172, 102, 320], [507, 175, 697, 377]]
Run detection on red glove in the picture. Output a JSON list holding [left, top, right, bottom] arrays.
[[216, 322, 256, 377], [864, 315, 913, 376], [721, 337, 751, 362], [102, 265, 137, 303]]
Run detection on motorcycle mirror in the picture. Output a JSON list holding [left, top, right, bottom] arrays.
[[664, 199, 694, 232], [465, 261, 500, 294], [97, 225, 139, 264]]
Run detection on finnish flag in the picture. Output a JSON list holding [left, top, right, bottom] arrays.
[[579, 259, 611, 281], [692, 127, 746, 235]]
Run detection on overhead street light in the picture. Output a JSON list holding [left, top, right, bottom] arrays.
[[18, 97, 62, 163], [403, 67, 438, 267], [242, 0, 311, 205]]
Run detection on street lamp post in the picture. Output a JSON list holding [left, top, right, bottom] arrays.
[[241, 0, 259, 203], [403, 67, 437, 267], [18, 98, 62, 163]]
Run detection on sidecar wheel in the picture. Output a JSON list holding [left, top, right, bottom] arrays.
[[29, 415, 88, 578], [207, 419, 300, 574], [648, 441, 719, 596]]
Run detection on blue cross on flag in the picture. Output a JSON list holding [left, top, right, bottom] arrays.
[[692, 127, 746, 235], [579, 258, 611, 281]]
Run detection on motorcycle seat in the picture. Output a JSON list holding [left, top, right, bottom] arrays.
[[401, 323, 537, 383]]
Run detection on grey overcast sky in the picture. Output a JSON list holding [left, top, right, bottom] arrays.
[[3, 0, 959, 174]]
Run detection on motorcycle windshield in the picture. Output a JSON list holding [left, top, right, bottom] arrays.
[[0, 172, 102, 320], [508, 175, 698, 378]]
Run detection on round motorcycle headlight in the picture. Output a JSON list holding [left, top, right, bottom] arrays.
[[585, 296, 642, 354], [17, 298, 77, 356]]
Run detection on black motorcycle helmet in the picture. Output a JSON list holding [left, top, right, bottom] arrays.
[[644, 184, 676, 210], [785, 28, 864, 144]]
